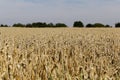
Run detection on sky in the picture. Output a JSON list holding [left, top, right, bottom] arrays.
[[0, 0, 120, 26]]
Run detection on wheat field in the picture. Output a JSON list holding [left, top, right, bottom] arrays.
[[0, 27, 120, 80]]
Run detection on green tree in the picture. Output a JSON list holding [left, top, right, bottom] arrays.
[[86, 23, 94, 28], [93, 23, 105, 27], [48, 23, 54, 27], [0, 24, 4, 27], [4, 24, 8, 27], [105, 24, 111, 27], [13, 23, 25, 27], [115, 22, 120, 27], [0, 24, 8, 27], [26, 23, 32, 27], [55, 23, 67, 27], [32, 22, 47, 27], [73, 21, 84, 27]]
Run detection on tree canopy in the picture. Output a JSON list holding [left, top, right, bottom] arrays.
[[2, 21, 120, 28], [86, 23, 94, 28], [13, 23, 25, 27], [55, 23, 67, 27], [93, 23, 105, 27], [115, 23, 120, 27], [73, 21, 84, 27]]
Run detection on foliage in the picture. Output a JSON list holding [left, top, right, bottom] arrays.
[[86, 23, 94, 27], [26, 23, 32, 27], [93, 23, 105, 27], [55, 23, 67, 27], [13, 23, 25, 27], [105, 24, 111, 27], [86, 23, 111, 28], [0, 24, 8, 27], [115, 22, 120, 27], [73, 21, 84, 27], [31, 22, 47, 27], [24, 22, 67, 28], [48, 23, 55, 27], [0, 21, 118, 28]]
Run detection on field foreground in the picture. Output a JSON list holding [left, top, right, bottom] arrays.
[[0, 28, 120, 80]]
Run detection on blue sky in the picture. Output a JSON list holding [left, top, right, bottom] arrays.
[[0, 0, 120, 26]]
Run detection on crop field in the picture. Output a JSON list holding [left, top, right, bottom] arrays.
[[0, 27, 120, 80]]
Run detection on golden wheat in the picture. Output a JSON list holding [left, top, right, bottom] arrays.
[[0, 27, 120, 80]]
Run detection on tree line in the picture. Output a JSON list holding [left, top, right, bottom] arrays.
[[0, 21, 120, 27], [12, 22, 67, 28], [73, 21, 120, 28]]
